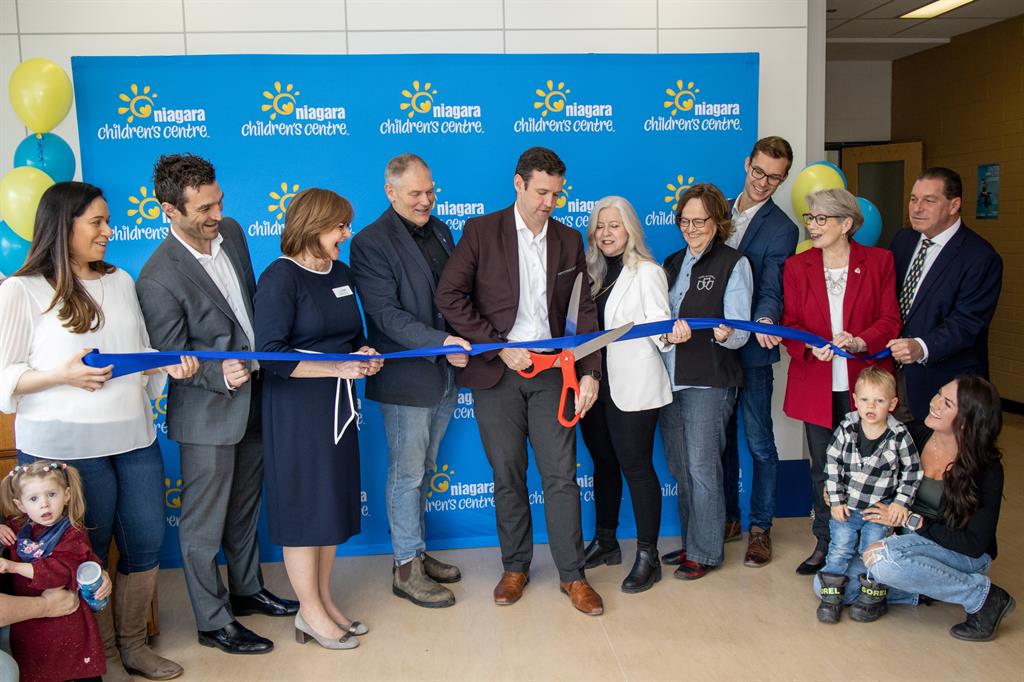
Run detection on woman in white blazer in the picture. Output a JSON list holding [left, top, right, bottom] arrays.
[[579, 196, 672, 594]]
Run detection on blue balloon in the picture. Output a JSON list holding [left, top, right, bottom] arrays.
[[854, 196, 882, 247], [0, 220, 32, 275], [809, 160, 847, 188], [13, 132, 76, 182]]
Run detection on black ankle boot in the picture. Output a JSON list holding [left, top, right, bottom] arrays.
[[816, 572, 848, 624], [950, 584, 1016, 642], [583, 530, 621, 569], [621, 547, 661, 594], [849, 574, 888, 623]]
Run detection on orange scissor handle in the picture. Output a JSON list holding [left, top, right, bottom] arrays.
[[518, 350, 580, 428]]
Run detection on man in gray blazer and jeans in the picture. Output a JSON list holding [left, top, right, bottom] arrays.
[[350, 153, 471, 608], [136, 154, 297, 655]]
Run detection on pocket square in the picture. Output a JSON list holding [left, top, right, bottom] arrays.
[[556, 267, 576, 277]]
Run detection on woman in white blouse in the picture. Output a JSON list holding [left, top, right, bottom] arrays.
[[0, 182, 197, 681]]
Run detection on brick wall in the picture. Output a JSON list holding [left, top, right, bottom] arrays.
[[892, 16, 1024, 404]]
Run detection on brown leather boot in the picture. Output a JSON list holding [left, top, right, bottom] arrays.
[[493, 571, 529, 605], [115, 569, 183, 680], [96, 604, 132, 682], [560, 579, 604, 616]]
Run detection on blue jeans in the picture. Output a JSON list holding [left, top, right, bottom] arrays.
[[722, 365, 779, 528], [823, 508, 888, 575], [380, 371, 459, 563], [659, 387, 736, 566], [18, 440, 167, 573]]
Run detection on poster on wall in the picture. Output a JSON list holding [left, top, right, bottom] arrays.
[[976, 163, 999, 219]]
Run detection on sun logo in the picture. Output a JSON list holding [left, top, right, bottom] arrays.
[[127, 186, 162, 225], [556, 181, 573, 209], [164, 478, 182, 509], [261, 81, 300, 120], [664, 80, 700, 116], [664, 174, 696, 211], [534, 80, 570, 117], [427, 464, 455, 497], [149, 393, 168, 422], [268, 182, 300, 220], [400, 80, 437, 118], [117, 84, 158, 123]]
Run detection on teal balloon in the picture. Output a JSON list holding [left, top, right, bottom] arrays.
[[0, 220, 32, 275], [854, 197, 882, 247], [14, 132, 76, 182], [809, 160, 847, 188]]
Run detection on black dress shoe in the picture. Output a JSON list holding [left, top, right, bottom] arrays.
[[621, 549, 661, 594], [795, 548, 827, 575], [230, 588, 300, 617], [949, 584, 1016, 642], [583, 537, 622, 568], [661, 548, 686, 566], [198, 620, 274, 655]]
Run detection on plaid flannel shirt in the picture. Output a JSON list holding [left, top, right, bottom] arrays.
[[825, 411, 922, 510]]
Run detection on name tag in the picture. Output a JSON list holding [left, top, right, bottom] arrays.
[[333, 285, 353, 298]]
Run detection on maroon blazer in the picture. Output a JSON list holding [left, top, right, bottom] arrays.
[[781, 240, 900, 428], [435, 205, 599, 390]]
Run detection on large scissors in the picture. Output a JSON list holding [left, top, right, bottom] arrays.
[[518, 274, 634, 427]]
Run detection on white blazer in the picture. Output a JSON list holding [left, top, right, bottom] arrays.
[[603, 259, 673, 411]]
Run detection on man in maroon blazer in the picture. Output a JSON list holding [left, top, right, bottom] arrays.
[[435, 147, 604, 616]]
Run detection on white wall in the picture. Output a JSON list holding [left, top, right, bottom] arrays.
[[1, 0, 819, 460], [825, 60, 892, 144]]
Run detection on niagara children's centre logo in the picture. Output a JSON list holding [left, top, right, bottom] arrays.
[[643, 79, 743, 133], [240, 81, 349, 137], [424, 462, 496, 513], [552, 179, 600, 231], [433, 184, 485, 233], [643, 173, 697, 227], [513, 80, 615, 134], [247, 182, 301, 237], [378, 80, 485, 135], [110, 185, 170, 241], [96, 83, 210, 141]]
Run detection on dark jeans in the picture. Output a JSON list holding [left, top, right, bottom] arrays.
[[802, 391, 852, 551], [580, 394, 661, 548], [18, 440, 167, 573], [722, 365, 780, 529]]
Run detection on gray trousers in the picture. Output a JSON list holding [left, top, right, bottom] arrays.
[[178, 420, 264, 631], [473, 367, 585, 583]]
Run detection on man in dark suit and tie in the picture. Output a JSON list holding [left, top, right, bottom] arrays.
[[350, 154, 471, 609], [887, 167, 1002, 433], [435, 147, 604, 615], [136, 154, 297, 656]]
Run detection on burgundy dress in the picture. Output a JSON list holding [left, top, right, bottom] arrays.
[[4, 518, 105, 682]]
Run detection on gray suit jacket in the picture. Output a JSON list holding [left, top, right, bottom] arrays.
[[349, 207, 454, 407], [136, 218, 259, 445]]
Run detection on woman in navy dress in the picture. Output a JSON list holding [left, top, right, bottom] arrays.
[[254, 188, 382, 651]]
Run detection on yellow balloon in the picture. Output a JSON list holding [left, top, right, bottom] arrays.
[[8, 58, 73, 134], [795, 238, 814, 255], [790, 164, 846, 221], [0, 167, 55, 241]]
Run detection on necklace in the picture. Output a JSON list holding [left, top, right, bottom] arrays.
[[597, 278, 618, 298], [824, 266, 847, 296]]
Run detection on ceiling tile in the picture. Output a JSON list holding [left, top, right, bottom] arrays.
[[826, 0, 891, 20], [893, 15, 1008, 36], [827, 18, 927, 37]]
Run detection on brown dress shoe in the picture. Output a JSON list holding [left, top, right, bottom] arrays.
[[724, 520, 743, 543], [493, 571, 529, 605], [560, 580, 604, 616], [744, 526, 772, 567]]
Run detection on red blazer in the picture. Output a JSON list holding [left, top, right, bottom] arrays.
[[435, 205, 599, 390], [781, 241, 900, 428]]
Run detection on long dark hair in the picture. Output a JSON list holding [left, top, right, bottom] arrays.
[[14, 182, 115, 333], [944, 375, 1002, 528]]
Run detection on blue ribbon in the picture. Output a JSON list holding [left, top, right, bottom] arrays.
[[84, 318, 891, 378]]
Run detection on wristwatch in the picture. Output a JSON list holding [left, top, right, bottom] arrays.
[[582, 369, 602, 381], [904, 513, 924, 531]]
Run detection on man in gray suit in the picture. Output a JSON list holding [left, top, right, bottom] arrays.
[[136, 154, 296, 655], [350, 154, 471, 608]]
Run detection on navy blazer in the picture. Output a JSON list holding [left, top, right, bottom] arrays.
[[349, 207, 456, 407], [890, 222, 1002, 420], [730, 197, 799, 368]]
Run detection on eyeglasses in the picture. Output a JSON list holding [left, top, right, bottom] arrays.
[[750, 165, 786, 186], [801, 213, 843, 226], [678, 216, 712, 230]]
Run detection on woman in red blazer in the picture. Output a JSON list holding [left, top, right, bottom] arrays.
[[781, 188, 900, 576]]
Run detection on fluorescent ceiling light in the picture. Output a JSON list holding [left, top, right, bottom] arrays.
[[900, 0, 975, 19]]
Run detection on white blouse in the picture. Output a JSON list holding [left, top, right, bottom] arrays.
[[0, 269, 165, 459], [825, 266, 850, 392]]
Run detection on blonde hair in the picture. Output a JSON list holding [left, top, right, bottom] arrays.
[[0, 461, 87, 529], [585, 196, 656, 295], [854, 365, 896, 399]]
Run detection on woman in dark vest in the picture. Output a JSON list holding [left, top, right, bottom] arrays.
[[659, 183, 753, 580]]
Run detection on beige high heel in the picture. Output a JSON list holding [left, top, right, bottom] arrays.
[[294, 612, 359, 650]]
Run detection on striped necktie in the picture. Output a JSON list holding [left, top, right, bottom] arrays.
[[899, 238, 934, 321]]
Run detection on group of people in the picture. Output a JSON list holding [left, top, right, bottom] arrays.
[[0, 135, 1014, 681]]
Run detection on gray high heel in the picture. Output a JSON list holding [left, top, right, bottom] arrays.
[[295, 612, 359, 650], [338, 620, 369, 636]]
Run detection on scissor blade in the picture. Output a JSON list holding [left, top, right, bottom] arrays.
[[570, 322, 634, 361], [564, 273, 582, 337]]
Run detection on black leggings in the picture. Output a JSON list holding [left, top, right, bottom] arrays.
[[803, 390, 852, 550]]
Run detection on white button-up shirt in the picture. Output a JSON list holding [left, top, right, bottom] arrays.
[[506, 204, 552, 346], [726, 197, 766, 249], [904, 218, 961, 363]]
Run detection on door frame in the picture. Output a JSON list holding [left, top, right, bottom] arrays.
[[841, 141, 923, 229]]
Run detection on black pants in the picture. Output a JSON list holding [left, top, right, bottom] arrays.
[[803, 391, 851, 551], [580, 394, 662, 548]]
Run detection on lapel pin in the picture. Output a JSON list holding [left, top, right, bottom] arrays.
[[854, 267, 861, 274]]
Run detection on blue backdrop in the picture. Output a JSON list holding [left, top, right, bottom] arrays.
[[71, 53, 805, 568]]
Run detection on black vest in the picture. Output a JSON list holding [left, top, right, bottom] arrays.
[[663, 239, 745, 389]]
